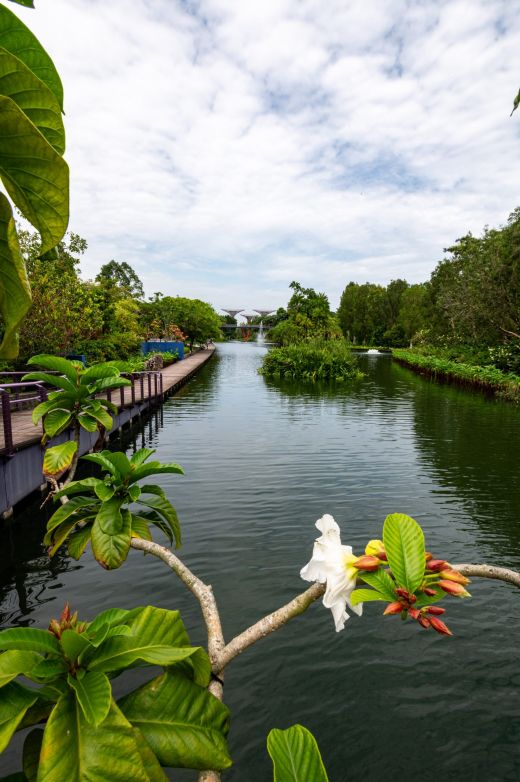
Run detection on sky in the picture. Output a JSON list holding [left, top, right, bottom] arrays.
[[13, 0, 520, 314]]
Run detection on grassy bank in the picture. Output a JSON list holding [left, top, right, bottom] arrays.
[[392, 349, 520, 402]]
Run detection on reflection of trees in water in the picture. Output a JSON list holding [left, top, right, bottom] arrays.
[[0, 499, 81, 626], [409, 376, 520, 558]]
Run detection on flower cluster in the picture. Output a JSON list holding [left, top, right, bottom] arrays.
[[301, 513, 471, 636]]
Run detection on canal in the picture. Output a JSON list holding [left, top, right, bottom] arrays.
[[1, 341, 520, 780]]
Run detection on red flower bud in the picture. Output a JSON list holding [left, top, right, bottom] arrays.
[[424, 552, 433, 561], [429, 616, 453, 636], [417, 615, 431, 629], [353, 555, 381, 571], [408, 608, 420, 620], [423, 587, 437, 596], [384, 601, 405, 615], [439, 569, 470, 585], [395, 587, 410, 599], [426, 606, 446, 615], [438, 580, 471, 597], [60, 603, 71, 624], [426, 559, 447, 572]]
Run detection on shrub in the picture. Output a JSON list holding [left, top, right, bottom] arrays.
[[259, 340, 364, 382]]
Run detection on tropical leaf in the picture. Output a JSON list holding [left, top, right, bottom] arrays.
[[22, 728, 43, 782], [130, 448, 155, 467], [23, 372, 76, 394], [267, 724, 329, 782], [350, 588, 388, 607], [54, 477, 102, 498], [67, 671, 111, 727], [0, 4, 63, 107], [67, 526, 93, 560], [77, 414, 99, 432], [0, 95, 68, 253], [37, 692, 155, 782], [88, 640, 200, 673], [86, 608, 133, 636], [90, 508, 131, 570], [27, 355, 77, 383], [31, 397, 66, 425], [137, 496, 181, 547], [59, 630, 91, 664], [95, 497, 123, 535], [45, 496, 95, 537], [358, 569, 397, 601], [119, 672, 232, 771], [0, 651, 41, 688], [89, 376, 130, 392], [130, 515, 152, 541], [84, 406, 113, 431], [129, 462, 184, 483], [0, 194, 31, 359], [82, 453, 119, 475], [0, 47, 64, 154], [101, 451, 132, 478], [131, 728, 169, 782], [383, 513, 425, 594], [42, 409, 72, 437], [79, 364, 120, 384], [27, 657, 67, 683], [0, 627, 59, 656], [0, 682, 38, 752], [94, 482, 115, 502]]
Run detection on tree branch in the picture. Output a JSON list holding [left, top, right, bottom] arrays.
[[454, 563, 520, 589], [215, 582, 326, 673]]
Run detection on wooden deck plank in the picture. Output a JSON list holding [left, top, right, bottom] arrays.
[[0, 349, 214, 452]]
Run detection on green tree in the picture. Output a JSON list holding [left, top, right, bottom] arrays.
[[0, 1, 69, 358], [96, 260, 144, 299]]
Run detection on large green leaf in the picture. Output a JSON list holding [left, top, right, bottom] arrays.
[[90, 509, 131, 570], [45, 496, 95, 538], [129, 462, 184, 483], [267, 725, 329, 782], [60, 629, 91, 664], [137, 496, 181, 547], [80, 364, 120, 384], [87, 608, 133, 635], [0, 4, 63, 107], [31, 397, 67, 425], [27, 355, 77, 382], [350, 588, 388, 607], [0, 628, 59, 656], [22, 728, 43, 782], [101, 451, 132, 478], [95, 497, 123, 535], [82, 452, 119, 476], [130, 448, 155, 467], [0, 48, 64, 154], [23, 371, 76, 394], [132, 728, 169, 782], [67, 525, 93, 561], [42, 409, 72, 438], [0, 651, 40, 687], [88, 639, 201, 673], [0, 193, 30, 359], [54, 476, 102, 498], [42, 441, 77, 477], [358, 569, 397, 601], [67, 671, 111, 727], [119, 672, 232, 771], [0, 682, 38, 752], [0, 95, 68, 253], [382, 513, 425, 594], [38, 692, 155, 782]]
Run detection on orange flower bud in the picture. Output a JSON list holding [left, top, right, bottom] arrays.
[[439, 569, 470, 585], [426, 559, 446, 572], [427, 606, 446, 615], [429, 616, 453, 636], [438, 580, 471, 597], [408, 608, 420, 620], [60, 603, 71, 624], [424, 552, 433, 561], [365, 539, 385, 558], [395, 587, 410, 600], [423, 587, 437, 596], [48, 619, 61, 639], [353, 555, 380, 571], [383, 602, 405, 615], [417, 615, 431, 629]]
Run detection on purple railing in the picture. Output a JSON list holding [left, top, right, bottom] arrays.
[[0, 370, 164, 457]]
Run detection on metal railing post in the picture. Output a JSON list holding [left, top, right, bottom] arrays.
[[154, 372, 158, 400], [147, 373, 152, 400], [1, 390, 14, 456], [131, 374, 136, 406]]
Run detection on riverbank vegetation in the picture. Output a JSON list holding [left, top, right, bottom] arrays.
[[335, 208, 520, 396], [3, 229, 222, 367]]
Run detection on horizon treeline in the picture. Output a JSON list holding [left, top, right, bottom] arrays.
[[337, 208, 520, 358]]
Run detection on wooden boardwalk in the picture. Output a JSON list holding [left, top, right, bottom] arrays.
[[0, 349, 215, 453]]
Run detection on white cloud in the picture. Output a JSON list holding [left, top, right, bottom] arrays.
[[13, 0, 520, 312]]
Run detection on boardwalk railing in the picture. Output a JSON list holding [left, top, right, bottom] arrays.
[[0, 370, 164, 457]]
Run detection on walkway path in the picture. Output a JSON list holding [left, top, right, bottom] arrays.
[[1, 348, 215, 452]]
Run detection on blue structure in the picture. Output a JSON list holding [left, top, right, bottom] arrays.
[[141, 341, 184, 360]]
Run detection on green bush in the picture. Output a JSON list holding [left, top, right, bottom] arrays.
[[259, 340, 364, 382]]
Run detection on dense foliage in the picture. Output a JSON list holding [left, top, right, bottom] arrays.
[[337, 208, 520, 373], [260, 340, 363, 382], [0, 1, 68, 358], [267, 282, 341, 345]]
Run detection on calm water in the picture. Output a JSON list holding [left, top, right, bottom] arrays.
[[1, 342, 520, 781]]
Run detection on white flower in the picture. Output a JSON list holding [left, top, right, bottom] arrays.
[[300, 514, 362, 632]]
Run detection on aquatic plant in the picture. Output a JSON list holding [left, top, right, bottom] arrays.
[[259, 340, 364, 382]]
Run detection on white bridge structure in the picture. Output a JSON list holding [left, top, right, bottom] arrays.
[[220, 309, 276, 330]]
